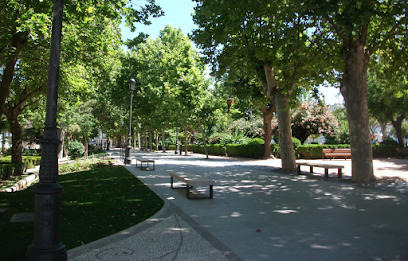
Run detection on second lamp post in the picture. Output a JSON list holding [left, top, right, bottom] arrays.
[[125, 78, 136, 164]]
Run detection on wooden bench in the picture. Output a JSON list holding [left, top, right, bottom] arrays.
[[297, 162, 344, 179], [170, 172, 215, 199], [135, 157, 155, 170], [396, 148, 408, 158], [322, 148, 351, 160]]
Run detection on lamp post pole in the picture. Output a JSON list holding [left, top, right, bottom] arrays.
[[26, 0, 67, 260], [125, 78, 136, 164]]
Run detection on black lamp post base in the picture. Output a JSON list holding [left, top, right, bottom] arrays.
[[26, 243, 67, 261]]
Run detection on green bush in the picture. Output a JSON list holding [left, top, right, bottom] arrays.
[[246, 138, 265, 145], [206, 144, 226, 156], [226, 143, 264, 158], [372, 144, 398, 158], [271, 143, 280, 158], [292, 137, 301, 149], [66, 140, 85, 159], [380, 139, 398, 147], [296, 144, 351, 159]]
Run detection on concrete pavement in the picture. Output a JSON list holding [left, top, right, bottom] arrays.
[[68, 151, 408, 261]]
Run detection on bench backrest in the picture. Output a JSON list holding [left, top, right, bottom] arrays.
[[322, 148, 351, 153], [396, 148, 408, 153]]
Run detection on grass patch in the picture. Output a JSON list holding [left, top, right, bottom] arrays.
[[0, 166, 164, 261]]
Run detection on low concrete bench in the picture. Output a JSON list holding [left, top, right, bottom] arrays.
[[135, 157, 155, 170], [170, 172, 215, 199], [322, 148, 351, 160], [396, 148, 408, 158], [297, 162, 344, 179]]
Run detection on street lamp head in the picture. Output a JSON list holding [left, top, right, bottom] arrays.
[[129, 78, 136, 91]]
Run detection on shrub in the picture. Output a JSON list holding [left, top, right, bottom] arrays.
[[66, 140, 85, 159], [292, 137, 301, 149], [226, 143, 264, 158], [246, 138, 265, 145], [271, 144, 280, 158], [372, 144, 398, 158], [380, 139, 398, 147]]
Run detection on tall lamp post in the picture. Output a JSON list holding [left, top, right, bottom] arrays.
[[26, 0, 67, 260], [125, 78, 136, 164]]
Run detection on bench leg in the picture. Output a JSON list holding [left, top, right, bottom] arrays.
[[297, 165, 301, 175], [310, 166, 313, 173], [171, 177, 174, 189], [186, 185, 190, 199], [210, 185, 213, 199], [324, 168, 329, 179], [338, 168, 342, 179]]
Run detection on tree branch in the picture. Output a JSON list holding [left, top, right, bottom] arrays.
[[371, 15, 407, 54], [324, 14, 347, 43]]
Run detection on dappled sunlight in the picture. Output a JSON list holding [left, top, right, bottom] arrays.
[[122, 152, 408, 261]]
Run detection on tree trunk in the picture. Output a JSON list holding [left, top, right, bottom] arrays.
[[162, 125, 166, 152], [380, 122, 388, 141], [260, 106, 273, 159], [275, 92, 297, 171], [57, 129, 64, 159], [255, 63, 297, 171], [391, 115, 405, 148], [2, 129, 6, 154], [134, 127, 137, 149], [4, 108, 24, 176], [155, 129, 159, 151], [83, 135, 88, 158], [197, 117, 209, 159], [148, 128, 153, 151], [340, 41, 375, 182], [184, 125, 188, 156], [137, 124, 141, 150], [0, 34, 27, 117]]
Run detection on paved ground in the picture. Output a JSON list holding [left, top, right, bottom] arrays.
[[68, 150, 408, 261]]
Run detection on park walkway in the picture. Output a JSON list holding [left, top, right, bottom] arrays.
[[68, 150, 408, 261]]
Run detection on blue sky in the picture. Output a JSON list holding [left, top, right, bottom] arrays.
[[121, 0, 197, 41], [121, 0, 343, 105]]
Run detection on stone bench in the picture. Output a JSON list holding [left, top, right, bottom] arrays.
[[297, 162, 344, 179], [170, 172, 215, 199], [135, 157, 155, 170]]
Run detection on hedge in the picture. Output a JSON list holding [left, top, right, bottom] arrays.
[[226, 143, 264, 158]]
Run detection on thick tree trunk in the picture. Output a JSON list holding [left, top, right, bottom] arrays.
[[340, 41, 375, 182], [275, 92, 297, 171], [256, 63, 297, 171], [184, 125, 188, 156], [260, 106, 273, 159], [162, 125, 166, 152], [391, 115, 405, 148], [4, 108, 24, 176]]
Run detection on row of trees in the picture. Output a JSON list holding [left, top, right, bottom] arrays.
[[0, 0, 164, 174], [1, 1, 406, 185], [191, 0, 407, 182]]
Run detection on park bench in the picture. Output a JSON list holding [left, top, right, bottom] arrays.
[[135, 157, 155, 170], [170, 172, 215, 199], [322, 148, 351, 160], [396, 148, 408, 158], [297, 162, 344, 179]]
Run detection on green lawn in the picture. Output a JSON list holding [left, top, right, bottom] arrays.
[[0, 166, 164, 261]]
